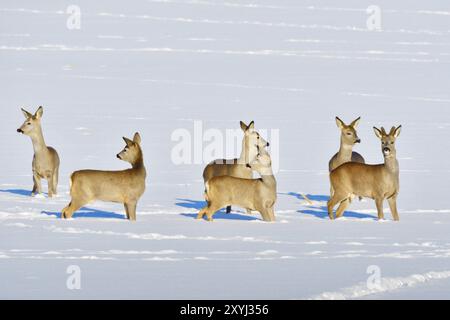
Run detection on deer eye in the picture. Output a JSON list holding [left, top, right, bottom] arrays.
[[27, 123, 31, 125], [346, 132, 352, 136]]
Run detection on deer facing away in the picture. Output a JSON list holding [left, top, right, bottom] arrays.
[[328, 126, 402, 221], [61, 133, 146, 221], [17, 106, 60, 198], [203, 121, 269, 214], [198, 148, 276, 222]]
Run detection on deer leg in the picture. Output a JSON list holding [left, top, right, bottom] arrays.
[[387, 196, 400, 221], [32, 182, 37, 196], [124, 204, 130, 220], [52, 168, 59, 196], [260, 201, 276, 222], [125, 201, 137, 221], [197, 206, 208, 220], [266, 207, 276, 222], [260, 208, 270, 222], [257, 206, 269, 222], [47, 173, 54, 198], [32, 173, 42, 196], [206, 204, 222, 222], [226, 206, 232, 214], [375, 198, 385, 220], [328, 191, 348, 220], [197, 200, 212, 220], [335, 198, 350, 218], [61, 199, 84, 219], [327, 197, 336, 220]]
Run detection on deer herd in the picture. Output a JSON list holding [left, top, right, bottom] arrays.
[[16, 106, 402, 223]]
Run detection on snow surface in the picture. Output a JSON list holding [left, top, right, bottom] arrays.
[[1, 0, 450, 299]]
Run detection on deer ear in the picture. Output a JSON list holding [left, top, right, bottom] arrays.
[[35, 106, 43, 119], [133, 132, 142, 144], [240, 121, 248, 132], [373, 127, 383, 139], [350, 116, 361, 128], [123, 137, 134, 147], [335, 117, 345, 129], [247, 121, 255, 131], [21, 108, 33, 119], [393, 125, 402, 138]]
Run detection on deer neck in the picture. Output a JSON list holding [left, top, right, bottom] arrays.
[[29, 128, 47, 154], [259, 168, 276, 186], [384, 155, 399, 175], [238, 138, 256, 165], [131, 149, 146, 175], [337, 141, 353, 163]]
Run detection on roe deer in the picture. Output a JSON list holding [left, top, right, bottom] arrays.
[[198, 148, 276, 222], [203, 121, 269, 214], [61, 133, 146, 221], [17, 106, 60, 197], [329, 116, 365, 172], [328, 125, 402, 221], [329, 116, 365, 203]]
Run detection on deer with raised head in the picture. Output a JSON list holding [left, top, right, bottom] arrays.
[[203, 121, 269, 214], [329, 116, 365, 172], [328, 125, 402, 221], [61, 133, 146, 221], [17, 106, 60, 198], [198, 148, 276, 222]]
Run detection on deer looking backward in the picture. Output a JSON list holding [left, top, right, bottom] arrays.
[[61, 133, 146, 221], [17, 106, 60, 198], [203, 121, 270, 215], [198, 147, 276, 222], [328, 125, 402, 221]]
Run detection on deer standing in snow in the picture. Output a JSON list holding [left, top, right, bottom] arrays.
[[61, 133, 146, 221], [198, 148, 276, 222], [203, 121, 269, 214], [328, 126, 402, 221], [17, 106, 60, 197]]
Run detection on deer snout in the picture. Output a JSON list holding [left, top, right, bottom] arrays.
[[355, 138, 361, 144], [246, 164, 251, 168], [266, 142, 270, 147], [116, 154, 122, 159], [383, 147, 391, 155], [17, 128, 23, 133]]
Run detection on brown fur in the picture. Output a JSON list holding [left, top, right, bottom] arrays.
[[328, 126, 401, 221], [329, 116, 365, 172], [203, 121, 269, 214], [198, 149, 276, 222], [17, 106, 60, 197], [62, 133, 146, 221]]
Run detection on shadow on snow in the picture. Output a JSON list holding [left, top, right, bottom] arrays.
[[0, 189, 47, 197], [175, 198, 259, 221], [41, 207, 126, 220], [282, 192, 377, 220]]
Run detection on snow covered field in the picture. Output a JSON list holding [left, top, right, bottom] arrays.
[[1, 0, 450, 299]]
